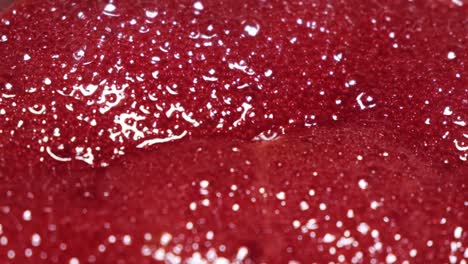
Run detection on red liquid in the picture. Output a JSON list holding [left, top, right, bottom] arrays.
[[0, 0, 466, 263]]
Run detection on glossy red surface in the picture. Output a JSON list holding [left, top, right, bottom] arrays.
[[0, 0, 467, 263]]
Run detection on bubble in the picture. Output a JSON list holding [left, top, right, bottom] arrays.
[[193, 1, 204, 11], [243, 23, 260, 37], [447, 51, 456, 60]]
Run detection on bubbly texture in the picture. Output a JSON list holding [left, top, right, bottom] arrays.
[[0, 0, 467, 263]]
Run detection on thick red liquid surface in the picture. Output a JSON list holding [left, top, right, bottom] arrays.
[[0, 0, 466, 263]]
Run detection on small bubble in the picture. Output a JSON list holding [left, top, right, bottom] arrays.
[[193, 1, 204, 10], [122, 235, 132, 245], [319, 203, 327, 210], [292, 220, 301, 229], [206, 231, 214, 240], [145, 10, 158, 19], [22, 210, 32, 221], [77, 12, 85, 19], [73, 49, 85, 60], [160, 232, 172, 246], [151, 56, 160, 64], [69, 258, 80, 264], [31, 233, 41, 247], [323, 233, 336, 243], [200, 180, 209, 188], [454, 226, 463, 239], [443, 106, 453, 116], [236, 247, 248, 260], [108, 235, 116, 244], [276, 191, 286, 200], [299, 201, 309, 211], [447, 51, 456, 60], [386, 253, 397, 264], [356, 93, 376, 110], [104, 3, 116, 13], [358, 179, 368, 189], [333, 53, 343, 62], [244, 23, 260, 37]]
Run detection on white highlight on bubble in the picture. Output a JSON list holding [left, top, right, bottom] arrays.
[[454, 226, 463, 239], [31, 233, 41, 247], [333, 53, 343, 62], [104, 3, 116, 13], [23, 210, 32, 221], [358, 179, 368, 190], [323, 233, 336, 243], [276, 191, 286, 200], [443, 106, 453, 116], [46, 147, 72, 162], [356, 92, 376, 110], [357, 222, 370, 234], [447, 51, 456, 60], [244, 24, 260, 37], [193, 1, 204, 10], [160, 232, 172, 246], [137, 130, 188, 148], [145, 10, 158, 19], [386, 253, 397, 264], [299, 201, 309, 211], [236, 247, 248, 260]]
